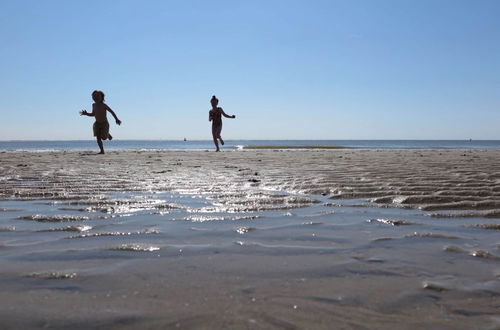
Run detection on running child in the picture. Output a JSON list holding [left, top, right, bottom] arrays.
[[209, 95, 235, 152], [80, 90, 122, 154]]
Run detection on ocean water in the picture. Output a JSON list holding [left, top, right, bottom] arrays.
[[0, 139, 499, 151]]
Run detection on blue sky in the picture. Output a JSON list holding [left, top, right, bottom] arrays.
[[1, 0, 499, 140]]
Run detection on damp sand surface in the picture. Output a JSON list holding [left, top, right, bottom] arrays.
[[242, 145, 349, 149], [0, 149, 499, 329]]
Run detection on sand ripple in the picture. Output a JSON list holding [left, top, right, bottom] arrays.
[[407, 232, 461, 239], [52, 199, 179, 214], [67, 228, 159, 239], [26, 272, 77, 279], [469, 250, 500, 260], [18, 214, 91, 222], [109, 244, 160, 252], [443, 245, 500, 260], [178, 215, 261, 222], [3, 150, 500, 217], [366, 218, 416, 226], [234, 226, 256, 234], [38, 224, 92, 232], [468, 223, 500, 230]]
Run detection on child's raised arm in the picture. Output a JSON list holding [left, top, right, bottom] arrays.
[[221, 108, 236, 119], [106, 105, 122, 125]]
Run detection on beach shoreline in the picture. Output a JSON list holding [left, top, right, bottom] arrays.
[[0, 149, 499, 329]]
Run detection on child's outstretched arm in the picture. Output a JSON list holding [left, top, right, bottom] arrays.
[[106, 105, 122, 125], [221, 108, 236, 119], [79, 110, 94, 117]]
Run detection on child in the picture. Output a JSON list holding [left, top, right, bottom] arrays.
[[209, 95, 235, 151], [80, 90, 122, 154]]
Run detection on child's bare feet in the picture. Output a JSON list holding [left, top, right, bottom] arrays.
[[108, 134, 113, 141], [98, 151, 105, 154], [219, 138, 224, 145]]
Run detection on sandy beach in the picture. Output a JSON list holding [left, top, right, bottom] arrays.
[[0, 149, 499, 329]]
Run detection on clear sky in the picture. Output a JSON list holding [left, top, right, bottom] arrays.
[[1, 0, 499, 140]]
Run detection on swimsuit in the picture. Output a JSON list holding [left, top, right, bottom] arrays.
[[210, 109, 223, 137], [93, 121, 109, 139]]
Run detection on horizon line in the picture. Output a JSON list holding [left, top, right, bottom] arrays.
[[0, 139, 497, 142]]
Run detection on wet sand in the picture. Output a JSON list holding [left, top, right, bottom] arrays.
[[0, 149, 499, 329]]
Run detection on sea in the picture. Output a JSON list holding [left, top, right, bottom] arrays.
[[0, 139, 499, 151]]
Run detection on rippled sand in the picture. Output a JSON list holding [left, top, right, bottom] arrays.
[[0, 149, 499, 329], [3, 149, 500, 215]]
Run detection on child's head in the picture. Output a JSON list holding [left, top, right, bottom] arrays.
[[92, 90, 105, 103], [210, 95, 219, 107]]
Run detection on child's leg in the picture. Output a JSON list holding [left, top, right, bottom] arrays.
[[108, 134, 113, 141], [214, 125, 223, 148], [212, 135, 220, 151], [96, 137, 104, 154], [212, 126, 220, 151]]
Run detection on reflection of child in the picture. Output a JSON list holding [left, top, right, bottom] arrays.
[[209, 95, 235, 152], [80, 90, 121, 154]]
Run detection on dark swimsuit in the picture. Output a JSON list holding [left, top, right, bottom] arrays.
[[211, 108, 222, 136]]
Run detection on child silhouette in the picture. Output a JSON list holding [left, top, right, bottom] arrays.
[[208, 95, 235, 151], [80, 90, 121, 154]]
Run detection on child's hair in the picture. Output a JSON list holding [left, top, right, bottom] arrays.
[[210, 95, 218, 106], [92, 90, 105, 103]]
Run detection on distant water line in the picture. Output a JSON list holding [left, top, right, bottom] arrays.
[[1, 140, 500, 151]]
